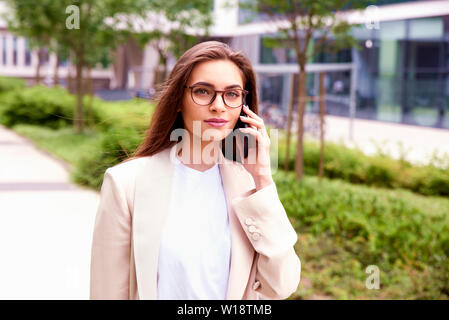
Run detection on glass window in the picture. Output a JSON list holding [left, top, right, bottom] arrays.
[[238, 0, 271, 25], [260, 35, 293, 64], [2, 36, 6, 65], [260, 74, 283, 104], [410, 17, 443, 39], [25, 39, 31, 66], [379, 20, 406, 40], [12, 37, 17, 65], [314, 47, 352, 63]]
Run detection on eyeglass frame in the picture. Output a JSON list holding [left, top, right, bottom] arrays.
[[183, 84, 249, 109]]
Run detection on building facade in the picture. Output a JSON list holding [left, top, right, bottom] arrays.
[[1, 0, 448, 129], [227, 0, 449, 129], [105, 0, 449, 130]]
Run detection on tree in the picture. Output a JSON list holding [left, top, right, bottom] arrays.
[[4, 0, 214, 133], [129, 0, 214, 90], [4, 0, 144, 133], [3, 0, 60, 84], [57, 0, 140, 133], [241, 0, 371, 180]]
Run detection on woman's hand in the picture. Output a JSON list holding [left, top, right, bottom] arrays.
[[236, 105, 274, 191]]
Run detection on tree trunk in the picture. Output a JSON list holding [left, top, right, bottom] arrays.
[[74, 51, 85, 133], [295, 67, 307, 181], [153, 45, 168, 90], [318, 72, 326, 181], [284, 74, 295, 171], [67, 51, 74, 94], [87, 67, 94, 131], [161, 62, 168, 85], [35, 49, 42, 85], [53, 53, 59, 87]]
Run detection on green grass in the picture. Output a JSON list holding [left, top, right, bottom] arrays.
[[12, 124, 104, 167], [9, 97, 155, 167], [274, 171, 449, 300]]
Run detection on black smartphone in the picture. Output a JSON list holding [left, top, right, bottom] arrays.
[[235, 104, 250, 159]]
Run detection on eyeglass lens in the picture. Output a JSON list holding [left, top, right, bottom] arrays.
[[191, 86, 244, 108]]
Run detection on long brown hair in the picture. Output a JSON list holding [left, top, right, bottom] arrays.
[[123, 40, 258, 164]]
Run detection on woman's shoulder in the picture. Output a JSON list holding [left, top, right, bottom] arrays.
[[106, 156, 150, 179], [105, 147, 170, 181], [101, 157, 151, 207]]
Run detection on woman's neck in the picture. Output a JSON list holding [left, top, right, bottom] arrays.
[[177, 139, 220, 172]]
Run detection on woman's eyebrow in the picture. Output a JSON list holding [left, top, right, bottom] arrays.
[[192, 81, 242, 89]]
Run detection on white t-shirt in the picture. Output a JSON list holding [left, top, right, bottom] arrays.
[[156, 154, 232, 300]]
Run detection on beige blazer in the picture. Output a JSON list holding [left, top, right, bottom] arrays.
[[90, 142, 301, 300]]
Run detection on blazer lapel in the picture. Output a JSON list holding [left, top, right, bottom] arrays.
[[132, 143, 177, 300], [132, 142, 255, 300], [217, 149, 256, 299]]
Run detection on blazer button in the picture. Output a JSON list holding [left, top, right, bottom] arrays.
[[248, 225, 257, 233], [252, 232, 260, 241], [245, 218, 254, 225], [252, 280, 261, 290]]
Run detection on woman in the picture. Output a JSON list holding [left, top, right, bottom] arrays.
[[90, 41, 301, 300]]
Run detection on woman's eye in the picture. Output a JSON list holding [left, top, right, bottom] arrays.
[[194, 88, 210, 95], [226, 91, 239, 98]]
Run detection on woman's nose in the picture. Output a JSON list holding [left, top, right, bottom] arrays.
[[210, 93, 227, 111]]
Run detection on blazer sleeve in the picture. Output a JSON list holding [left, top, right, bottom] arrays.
[[231, 181, 301, 300], [90, 168, 131, 300]]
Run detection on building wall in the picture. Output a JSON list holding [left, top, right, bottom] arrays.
[[0, 28, 113, 89], [348, 16, 449, 128], [1, 0, 449, 129]]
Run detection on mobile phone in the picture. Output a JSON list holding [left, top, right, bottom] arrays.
[[235, 104, 250, 159]]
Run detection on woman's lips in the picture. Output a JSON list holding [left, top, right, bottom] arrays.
[[204, 120, 227, 127]]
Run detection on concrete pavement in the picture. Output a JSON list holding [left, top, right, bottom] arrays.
[[302, 114, 449, 169], [0, 124, 99, 299]]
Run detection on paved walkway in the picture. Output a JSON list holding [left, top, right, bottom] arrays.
[[0, 124, 99, 299], [302, 114, 449, 169]]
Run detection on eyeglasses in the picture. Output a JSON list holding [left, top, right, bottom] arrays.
[[184, 85, 248, 109]]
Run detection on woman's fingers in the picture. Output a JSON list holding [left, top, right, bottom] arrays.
[[239, 127, 263, 142], [240, 107, 270, 139], [235, 133, 244, 157], [239, 115, 261, 130], [243, 105, 264, 123]]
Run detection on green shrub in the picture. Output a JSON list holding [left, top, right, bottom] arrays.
[[363, 156, 397, 188], [0, 76, 26, 93], [2, 88, 154, 190], [274, 170, 449, 298], [0, 77, 27, 124], [278, 168, 449, 267], [72, 125, 145, 190], [278, 138, 449, 197], [405, 166, 449, 197], [92, 98, 154, 132], [1, 85, 102, 129]]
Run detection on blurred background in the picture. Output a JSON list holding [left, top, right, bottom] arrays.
[[0, 0, 448, 300]]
